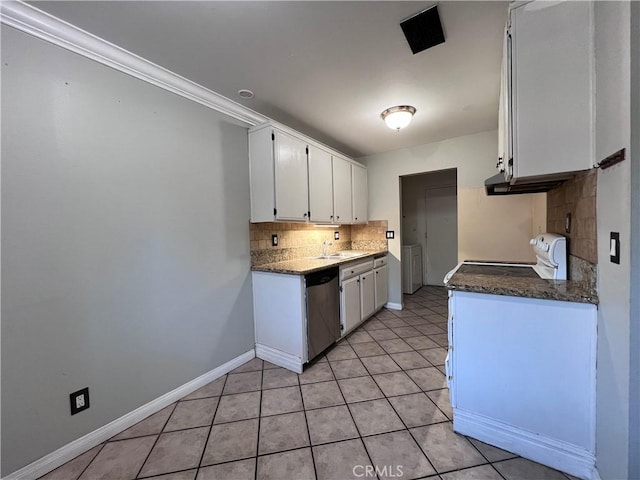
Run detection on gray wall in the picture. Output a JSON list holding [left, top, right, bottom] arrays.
[[1, 28, 254, 475], [593, 3, 633, 479], [628, 2, 639, 478]]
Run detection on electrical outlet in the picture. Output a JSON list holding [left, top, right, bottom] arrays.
[[334, 231, 340, 241], [70, 387, 90, 415], [385, 230, 395, 239], [271, 234, 278, 247]]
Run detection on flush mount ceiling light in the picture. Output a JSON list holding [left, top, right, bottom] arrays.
[[380, 105, 416, 131]]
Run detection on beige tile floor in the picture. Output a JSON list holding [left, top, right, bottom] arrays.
[[40, 286, 578, 480]]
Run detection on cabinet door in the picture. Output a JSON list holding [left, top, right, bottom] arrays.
[[308, 145, 334, 223], [332, 156, 352, 224], [274, 130, 309, 221], [341, 276, 361, 335], [351, 164, 368, 223], [497, 23, 512, 180], [511, 1, 593, 178], [374, 265, 388, 311], [360, 271, 375, 321]]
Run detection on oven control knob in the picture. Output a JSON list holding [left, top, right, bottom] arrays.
[[529, 238, 538, 246]]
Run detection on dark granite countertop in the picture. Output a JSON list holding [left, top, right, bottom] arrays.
[[251, 250, 388, 275], [445, 263, 598, 305]]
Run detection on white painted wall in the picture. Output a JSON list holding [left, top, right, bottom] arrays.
[[1, 28, 254, 475], [593, 3, 633, 479], [362, 130, 546, 305]]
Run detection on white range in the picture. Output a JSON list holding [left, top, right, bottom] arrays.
[[444, 232, 567, 283]]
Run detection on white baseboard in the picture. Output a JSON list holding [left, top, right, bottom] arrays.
[[3, 349, 255, 480], [256, 343, 303, 373], [454, 408, 596, 480], [385, 302, 403, 310]]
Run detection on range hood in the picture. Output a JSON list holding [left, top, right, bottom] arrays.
[[484, 173, 565, 196]]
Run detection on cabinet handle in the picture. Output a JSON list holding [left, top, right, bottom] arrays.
[[337, 216, 340, 220], [303, 212, 308, 217], [355, 217, 358, 220], [330, 215, 334, 219]]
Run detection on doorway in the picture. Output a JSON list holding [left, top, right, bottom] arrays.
[[401, 169, 458, 287]]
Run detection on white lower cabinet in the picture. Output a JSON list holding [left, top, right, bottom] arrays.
[[359, 271, 375, 321], [340, 275, 361, 335], [448, 290, 597, 479], [252, 271, 307, 373], [374, 264, 388, 310], [340, 256, 387, 335]]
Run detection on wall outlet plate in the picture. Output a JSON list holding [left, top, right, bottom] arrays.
[[334, 231, 340, 240], [70, 387, 90, 415], [271, 234, 278, 247], [385, 231, 395, 239]]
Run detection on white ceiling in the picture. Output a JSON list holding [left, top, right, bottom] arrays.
[[33, 1, 507, 158]]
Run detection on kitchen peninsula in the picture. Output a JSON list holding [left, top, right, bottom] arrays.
[[444, 240, 598, 479]]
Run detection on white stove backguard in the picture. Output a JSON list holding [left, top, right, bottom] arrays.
[[530, 233, 567, 280]]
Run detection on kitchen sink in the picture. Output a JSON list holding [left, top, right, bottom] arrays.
[[311, 252, 365, 260]]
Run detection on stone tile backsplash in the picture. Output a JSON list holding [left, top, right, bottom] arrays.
[[547, 169, 597, 290], [250, 220, 388, 266], [547, 169, 597, 264]]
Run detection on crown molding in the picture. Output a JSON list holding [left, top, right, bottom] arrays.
[[0, 1, 269, 127]]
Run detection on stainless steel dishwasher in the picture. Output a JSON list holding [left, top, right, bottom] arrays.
[[305, 267, 340, 360]]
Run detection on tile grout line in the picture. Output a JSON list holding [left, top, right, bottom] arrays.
[[60, 441, 106, 480], [193, 373, 229, 480], [134, 401, 180, 479], [324, 355, 379, 478], [251, 361, 265, 480], [297, 374, 319, 480]]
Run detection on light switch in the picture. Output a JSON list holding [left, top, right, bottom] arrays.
[[386, 231, 395, 239], [610, 232, 620, 264]]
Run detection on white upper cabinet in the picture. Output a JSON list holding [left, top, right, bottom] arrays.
[[332, 156, 353, 224], [501, 1, 594, 181], [308, 145, 334, 223], [249, 126, 308, 222], [274, 130, 309, 221], [351, 163, 368, 223], [249, 122, 367, 224]]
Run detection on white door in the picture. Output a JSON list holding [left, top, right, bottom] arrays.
[[351, 164, 368, 223], [308, 145, 334, 223], [332, 156, 352, 224], [341, 276, 361, 334], [274, 130, 309, 221], [360, 271, 375, 321], [374, 265, 388, 310], [425, 186, 458, 285]]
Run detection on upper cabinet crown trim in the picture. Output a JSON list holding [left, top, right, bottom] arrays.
[[0, 1, 268, 127]]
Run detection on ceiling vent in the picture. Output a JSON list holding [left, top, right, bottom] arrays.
[[400, 5, 445, 55]]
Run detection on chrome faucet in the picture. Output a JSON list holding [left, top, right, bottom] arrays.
[[322, 240, 333, 257]]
